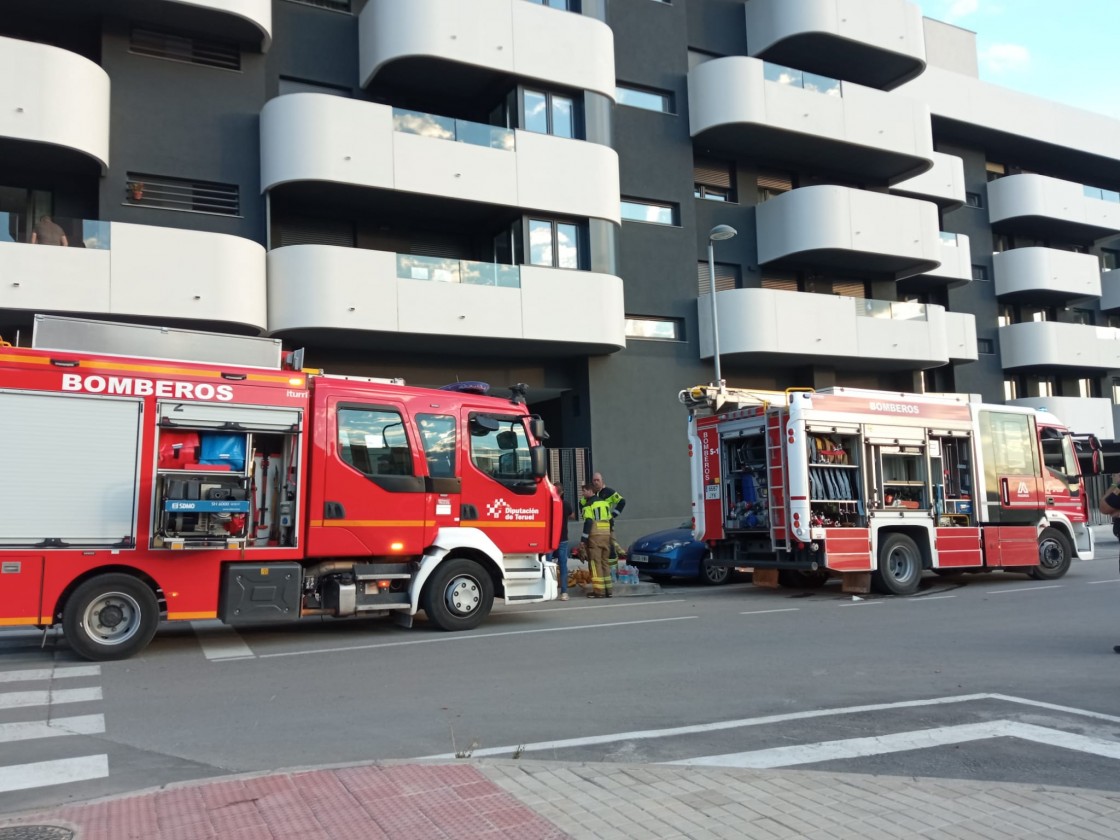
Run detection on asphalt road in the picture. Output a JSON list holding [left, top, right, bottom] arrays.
[[3, 545, 1120, 815]]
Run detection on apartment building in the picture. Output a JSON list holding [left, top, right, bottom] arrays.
[[2, 0, 1119, 542]]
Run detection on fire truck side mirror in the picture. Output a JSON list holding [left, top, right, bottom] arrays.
[[530, 445, 547, 480], [528, 416, 548, 441]]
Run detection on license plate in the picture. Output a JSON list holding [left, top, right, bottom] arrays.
[[630, 554, 648, 565]]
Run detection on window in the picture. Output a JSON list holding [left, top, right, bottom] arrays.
[[130, 27, 240, 71], [985, 162, 1006, 182], [620, 199, 678, 225], [338, 407, 413, 477], [524, 89, 575, 138], [971, 264, 989, 281], [124, 173, 240, 216], [1077, 378, 1100, 398], [757, 170, 794, 203], [285, 0, 351, 10], [694, 157, 736, 202], [616, 85, 674, 113], [697, 262, 740, 295], [1003, 379, 1018, 401], [1024, 305, 1054, 323], [417, 414, 457, 477], [1112, 378, 1120, 403], [966, 191, 983, 208], [1109, 315, 1120, 330], [760, 271, 798, 292], [1102, 249, 1120, 271], [997, 304, 1015, 327], [528, 219, 581, 268], [992, 233, 1011, 254], [526, 0, 575, 8], [979, 411, 1037, 489], [625, 317, 682, 340], [1021, 375, 1054, 398], [469, 414, 533, 483], [763, 62, 841, 96], [273, 215, 355, 248], [1069, 308, 1094, 326], [977, 338, 995, 354]]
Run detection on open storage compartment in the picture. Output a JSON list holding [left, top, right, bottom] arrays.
[[152, 402, 302, 550]]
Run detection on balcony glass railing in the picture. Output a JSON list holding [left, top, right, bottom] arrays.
[[763, 62, 842, 97], [396, 254, 521, 288], [0, 212, 111, 249], [857, 299, 928, 322], [392, 109, 516, 151], [1082, 185, 1120, 203], [938, 231, 960, 246]]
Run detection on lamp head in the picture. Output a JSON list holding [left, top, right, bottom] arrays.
[[709, 224, 737, 241]]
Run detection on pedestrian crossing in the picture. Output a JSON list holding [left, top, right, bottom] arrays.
[[0, 663, 109, 799]]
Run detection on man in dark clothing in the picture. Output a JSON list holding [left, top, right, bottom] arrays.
[[1097, 474, 1120, 654], [550, 485, 574, 601]]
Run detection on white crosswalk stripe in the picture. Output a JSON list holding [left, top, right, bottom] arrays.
[[0, 663, 109, 797]]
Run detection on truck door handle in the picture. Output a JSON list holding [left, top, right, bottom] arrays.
[[1046, 496, 1055, 505], [1000, 478, 1009, 505], [461, 504, 478, 520], [324, 501, 346, 519]]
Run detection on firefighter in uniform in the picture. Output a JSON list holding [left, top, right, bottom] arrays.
[[581, 488, 615, 597]]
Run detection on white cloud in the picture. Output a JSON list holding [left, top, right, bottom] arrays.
[[980, 42, 1030, 75], [946, 0, 979, 20]]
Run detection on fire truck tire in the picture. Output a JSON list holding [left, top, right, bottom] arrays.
[[63, 574, 160, 661], [422, 558, 494, 631], [698, 553, 731, 586], [872, 533, 923, 596], [1030, 527, 1072, 581]]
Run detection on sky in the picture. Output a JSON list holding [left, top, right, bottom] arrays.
[[915, 0, 1120, 119]]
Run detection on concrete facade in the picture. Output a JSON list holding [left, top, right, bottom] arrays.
[[2, 0, 1119, 544]]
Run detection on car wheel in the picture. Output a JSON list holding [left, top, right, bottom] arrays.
[[699, 553, 730, 586]]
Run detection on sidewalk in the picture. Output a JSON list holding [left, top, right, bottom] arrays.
[[3, 757, 1120, 840]]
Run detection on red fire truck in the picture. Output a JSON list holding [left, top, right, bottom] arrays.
[[680, 384, 1102, 595], [0, 316, 559, 660]]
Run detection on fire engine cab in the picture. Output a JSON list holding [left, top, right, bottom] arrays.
[[681, 384, 1102, 595], [0, 315, 559, 660]]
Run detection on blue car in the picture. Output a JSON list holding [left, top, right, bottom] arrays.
[[627, 521, 730, 585]]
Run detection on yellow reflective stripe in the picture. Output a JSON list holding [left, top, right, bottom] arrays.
[[0, 352, 291, 383], [312, 520, 426, 527], [168, 611, 218, 620], [0, 617, 41, 626]]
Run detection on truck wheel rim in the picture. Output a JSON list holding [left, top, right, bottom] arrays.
[[444, 576, 481, 616], [887, 547, 917, 580], [82, 592, 141, 645], [1039, 538, 1064, 569]]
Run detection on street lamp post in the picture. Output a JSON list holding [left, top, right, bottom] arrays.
[[707, 224, 737, 388]]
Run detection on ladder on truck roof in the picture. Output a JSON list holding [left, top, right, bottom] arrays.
[[765, 407, 791, 552], [31, 314, 285, 370]]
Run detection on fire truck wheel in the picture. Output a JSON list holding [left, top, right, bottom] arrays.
[[698, 553, 730, 586], [872, 533, 923, 596], [1031, 527, 1072, 581], [63, 574, 160, 661], [422, 558, 494, 631]]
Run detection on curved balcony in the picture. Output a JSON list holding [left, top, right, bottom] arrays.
[[891, 152, 965, 210], [359, 0, 615, 100], [0, 216, 266, 332], [688, 57, 932, 185], [999, 322, 1120, 371], [755, 185, 941, 279], [1008, 397, 1114, 441], [993, 248, 1102, 302], [900, 232, 972, 294], [266, 245, 625, 354], [165, 0, 272, 51], [698, 288, 975, 371], [260, 94, 620, 224], [0, 36, 110, 172], [988, 174, 1120, 241], [743, 0, 926, 90]]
